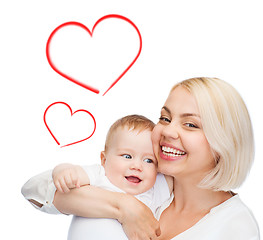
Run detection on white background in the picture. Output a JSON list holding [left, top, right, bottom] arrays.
[[1, 0, 262, 239]]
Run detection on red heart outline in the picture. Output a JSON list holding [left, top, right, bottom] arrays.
[[46, 14, 142, 96], [43, 102, 96, 147]]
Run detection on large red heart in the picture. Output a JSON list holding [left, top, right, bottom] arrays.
[[46, 14, 142, 95], [44, 102, 96, 147]]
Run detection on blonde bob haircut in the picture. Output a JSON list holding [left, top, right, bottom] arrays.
[[104, 114, 155, 152], [172, 77, 254, 191]]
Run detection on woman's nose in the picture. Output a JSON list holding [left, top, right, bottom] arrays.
[[162, 122, 180, 140]]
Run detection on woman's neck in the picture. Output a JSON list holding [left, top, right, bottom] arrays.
[[172, 178, 232, 214]]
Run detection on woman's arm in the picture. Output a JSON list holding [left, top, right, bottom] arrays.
[[53, 185, 120, 217], [53, 185, 161, 240]]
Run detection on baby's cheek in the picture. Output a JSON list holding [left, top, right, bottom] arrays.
[[150, 170, 158, 184]]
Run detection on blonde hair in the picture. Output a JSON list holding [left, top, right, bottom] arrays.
[[104, 115, 155, 152], [172, 77, 254, 191]]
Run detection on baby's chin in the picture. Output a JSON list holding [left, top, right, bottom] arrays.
[[124, 186, 153, 196]]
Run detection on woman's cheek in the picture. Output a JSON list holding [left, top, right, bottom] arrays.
[[151, 125, 162, 154], [151, 125, 160, 143]]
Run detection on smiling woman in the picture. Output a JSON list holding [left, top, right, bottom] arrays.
[[151, 77, 259, 239], [61, 77, 258, 240]]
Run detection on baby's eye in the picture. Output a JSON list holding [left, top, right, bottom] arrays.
[[122, 154, 132, 159], [159, 116, 171, 123], [143, 158, 154, 164]]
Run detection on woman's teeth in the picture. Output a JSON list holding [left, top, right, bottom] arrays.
[[162, 146, 186, 157]]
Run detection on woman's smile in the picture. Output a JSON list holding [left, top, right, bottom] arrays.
[[159, 144, 187, 161]]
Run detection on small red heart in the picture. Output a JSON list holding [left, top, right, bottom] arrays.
[[46, 14, 142, 95], [43, 102, 96, 147]]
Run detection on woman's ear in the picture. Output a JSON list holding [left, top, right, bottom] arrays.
[[100, 151, 106, 166]]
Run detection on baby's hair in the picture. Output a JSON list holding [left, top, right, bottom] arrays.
[[104, 114, 155, 152], [172, 77, 254, 191]]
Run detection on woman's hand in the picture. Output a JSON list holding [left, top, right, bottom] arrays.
[[117, 194, 161, 240]]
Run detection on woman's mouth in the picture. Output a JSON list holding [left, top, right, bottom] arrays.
[[160, 145, 186, 161], [162, 146, 186, 156]]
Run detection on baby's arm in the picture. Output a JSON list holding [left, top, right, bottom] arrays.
[[21, 169, 60, 213], [52, 163, 90, 193], [21, 164, 90, 213]]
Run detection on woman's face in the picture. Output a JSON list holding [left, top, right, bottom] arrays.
[[152, 86, 215, 181]]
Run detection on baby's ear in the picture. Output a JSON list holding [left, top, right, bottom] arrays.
[[100, 151, 106, 166]]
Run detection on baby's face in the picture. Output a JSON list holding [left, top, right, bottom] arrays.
[[101, 127, 157, 195]]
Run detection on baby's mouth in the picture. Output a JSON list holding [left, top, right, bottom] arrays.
[[125, 176, 142, 183]]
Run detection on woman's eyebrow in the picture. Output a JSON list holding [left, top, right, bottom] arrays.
[[162, 106, 200, 118], [161, 106, 171, 114], [180, 113, 200, 118]]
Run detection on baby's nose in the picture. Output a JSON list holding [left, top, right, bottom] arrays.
[[130, 159, 143, 171]]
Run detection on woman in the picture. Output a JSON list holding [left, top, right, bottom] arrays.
[[24, 77, 260, 239]]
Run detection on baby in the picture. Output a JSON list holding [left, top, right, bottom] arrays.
[[22, 115, 172, 239]]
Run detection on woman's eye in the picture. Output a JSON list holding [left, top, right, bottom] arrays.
[[122, 154, 132, 159], [185, 123, 198, 128], [159, 116, 171, 123], [144, 158, 153, 163]]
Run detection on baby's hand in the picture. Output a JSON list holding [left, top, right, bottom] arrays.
[[52, 163, 88, 193]]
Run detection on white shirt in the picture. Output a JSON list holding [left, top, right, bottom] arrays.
[[155, 193, 260, 240]]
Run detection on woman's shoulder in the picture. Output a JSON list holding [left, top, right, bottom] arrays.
[[158, 194, 260, 240], [210, 195, 256, 219], [208, 194, 260, 237]]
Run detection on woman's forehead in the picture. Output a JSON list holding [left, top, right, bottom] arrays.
[[164, 86, 200, 115]]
